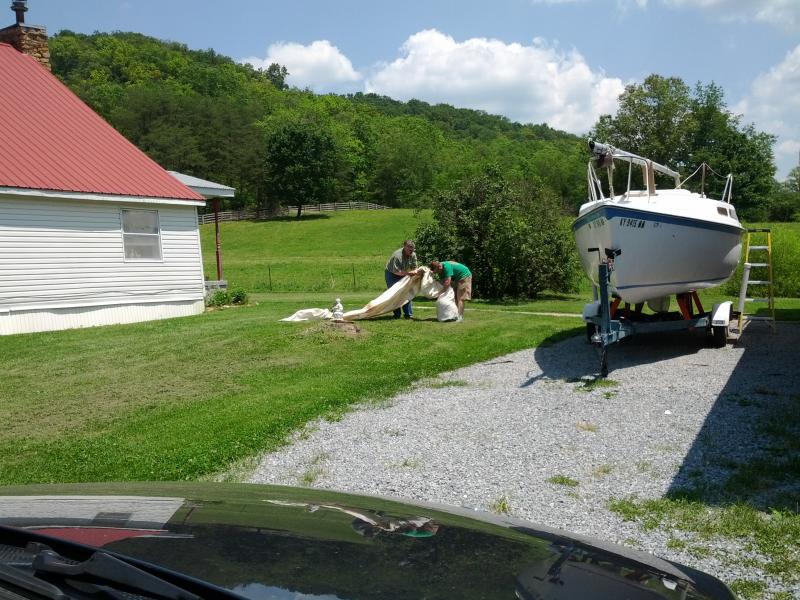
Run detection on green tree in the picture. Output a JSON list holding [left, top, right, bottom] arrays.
[[49, 30, 589, 213], [768, 166, 800, 221], [685, 83, 775, 218], [264, 63, 289, 90], [592, 75, 694, 169], [369, 116, 442, 207], [415, 167, 579, 299], [592, 76, 775, 219], [783, 166, 800, 193], [261, 120, 339, 217]]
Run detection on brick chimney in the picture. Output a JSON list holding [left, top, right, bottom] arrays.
[[0, 1, 50, 71]]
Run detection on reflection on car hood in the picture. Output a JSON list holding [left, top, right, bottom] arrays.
[[0, 482, 734, 599]]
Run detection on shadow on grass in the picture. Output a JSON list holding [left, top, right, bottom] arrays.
[[666, 323, 800, 512], [770, 307, 800, 321]]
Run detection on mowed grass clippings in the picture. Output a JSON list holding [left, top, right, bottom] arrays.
[[0, 302, 580, 484]]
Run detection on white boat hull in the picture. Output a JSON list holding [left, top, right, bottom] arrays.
[[573, 191, 743, 304]]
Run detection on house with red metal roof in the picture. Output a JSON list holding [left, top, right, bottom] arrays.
[[0, 5, 209, 335]]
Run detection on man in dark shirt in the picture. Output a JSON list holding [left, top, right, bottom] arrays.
[[385, 240, 419, 319]]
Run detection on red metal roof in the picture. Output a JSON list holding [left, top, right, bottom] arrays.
[[0, 43, 203, 201]]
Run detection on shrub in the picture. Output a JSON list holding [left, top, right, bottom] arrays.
[[230, 289, 248, 305], [205, 289, 230, 307], [415, 166, 580, 299], [206, 288, 249, 307], [767, 190, 800, 222]]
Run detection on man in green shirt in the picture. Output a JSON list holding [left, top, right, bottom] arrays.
[[430, 260, 472, 322], [385, 240, 419, 319]]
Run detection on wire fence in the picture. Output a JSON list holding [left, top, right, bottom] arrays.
[[198, 202, 389, 225]]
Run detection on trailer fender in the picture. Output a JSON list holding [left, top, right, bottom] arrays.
[[582, 301, 601, 322], [711, 301, 733, 327]]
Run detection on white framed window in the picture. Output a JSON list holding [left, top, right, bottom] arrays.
[[122, 209, 162, 260]]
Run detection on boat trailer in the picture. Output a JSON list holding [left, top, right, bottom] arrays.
[[583, 248, 732, 377]]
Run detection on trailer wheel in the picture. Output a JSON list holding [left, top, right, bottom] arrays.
[[586, 323, 596, 343], [712, 325, 727, 348]]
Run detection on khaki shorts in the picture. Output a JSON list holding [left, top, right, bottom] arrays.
[[455, 276, 472, 302]]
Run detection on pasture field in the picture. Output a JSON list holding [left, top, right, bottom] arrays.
[[199, 210, 432, 292], [723, 222, 800, 299]]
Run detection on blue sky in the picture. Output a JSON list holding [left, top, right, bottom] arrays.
[[26, 0, 800, 178]]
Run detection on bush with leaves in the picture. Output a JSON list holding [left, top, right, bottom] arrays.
[[415, 167, 580, 299], [205, 288, 248, 307]]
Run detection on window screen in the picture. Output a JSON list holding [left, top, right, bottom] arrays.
[[122, 209, 161, 260]]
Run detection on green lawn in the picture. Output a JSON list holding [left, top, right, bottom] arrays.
[[200, 210, 432, 292], [0, 300, 580, 485]]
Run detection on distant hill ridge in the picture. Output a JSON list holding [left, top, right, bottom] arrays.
[[49, 30, 586, 210]]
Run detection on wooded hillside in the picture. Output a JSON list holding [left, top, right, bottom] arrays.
[[49, 31, 586, 212]]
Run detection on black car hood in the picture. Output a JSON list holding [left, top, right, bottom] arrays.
[[0, 482, 733, 599]]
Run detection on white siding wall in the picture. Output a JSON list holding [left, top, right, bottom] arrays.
[[0, 195, 205, 334]]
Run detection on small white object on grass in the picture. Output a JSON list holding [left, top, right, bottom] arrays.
[[332, 298, 344, 321]]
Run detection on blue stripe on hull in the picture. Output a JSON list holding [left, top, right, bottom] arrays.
[[572, 204, 743, 235]]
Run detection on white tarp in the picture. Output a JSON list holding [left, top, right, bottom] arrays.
[[281, 267, 458, 322]]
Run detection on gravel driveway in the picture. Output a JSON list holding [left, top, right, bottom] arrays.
[[249, 321, 800, 596]]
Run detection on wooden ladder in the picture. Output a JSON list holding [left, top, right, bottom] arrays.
[[737, 228, 776, 333]]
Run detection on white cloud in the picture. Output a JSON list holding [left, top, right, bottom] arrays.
[[735, 44, 800, 179], [241, 40, 360, 92], [662, 0, 800, 31], [364, 29, 624, 133]]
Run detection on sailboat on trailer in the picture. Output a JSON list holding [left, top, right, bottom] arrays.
[[573, 141, 744, 308]]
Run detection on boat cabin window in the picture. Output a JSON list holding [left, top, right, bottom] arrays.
[[717, 207, 729, 217]]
